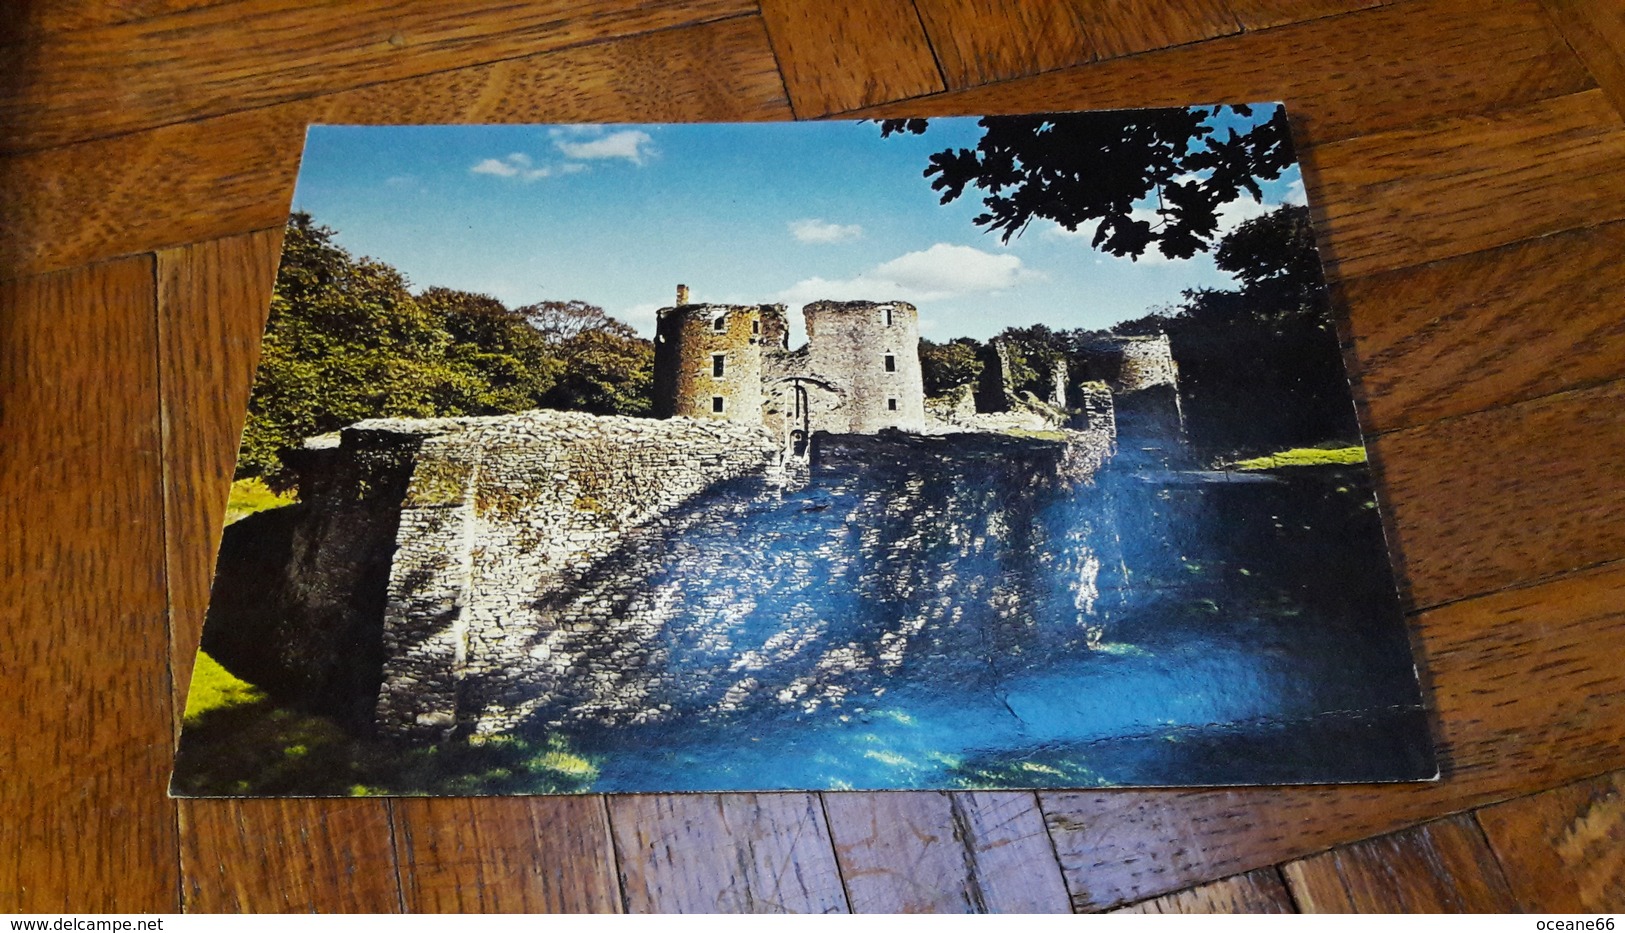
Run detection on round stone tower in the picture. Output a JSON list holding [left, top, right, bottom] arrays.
[[803, 300, 925, 433], [652, 286, 785, 423]]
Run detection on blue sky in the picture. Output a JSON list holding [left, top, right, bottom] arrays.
[[291, 110, 1306, 342]]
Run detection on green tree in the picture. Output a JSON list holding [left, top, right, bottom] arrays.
[[1213, 204, 1324, 310], [239, 214, 652, 483], [521, 299, 620, 344], [918, 337, 984, 396], [880, 105, 1294, 260], [419, 286, 563, 413], [542, 319, 655, 417], [240, 214, 457, 479]]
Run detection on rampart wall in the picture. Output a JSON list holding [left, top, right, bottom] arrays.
[[357, 410, 783, 738], [382, 422, 1121, 737]]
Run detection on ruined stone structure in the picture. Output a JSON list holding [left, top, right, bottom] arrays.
[[651, 299, 788, 424], [211, 407, 1120, 740], [1071, 381, 1116, 437], [801, 300, 926, 433], [1049, 356, 1070, 408], [205, 410, 784, 739], [1073, 334, 1184, 458], [973, 339, 1014, 413], [205, 289, 1202, 745], [1074, 334, 1179, 394], [654, 290, 925, 452], [371, 410, 785, 738]]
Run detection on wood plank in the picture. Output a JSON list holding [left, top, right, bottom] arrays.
[[155, 231, 620, 914], [757, 0, 943, 117], [1282, 814, 1518, 911], [393, 797, 620, 912], [1040, 558, 1625, 910], [609, 794, 849, 913], [179, 800, 402, 912], [912, 0, 1093, 89], [1540, 0, 1625, 117], [1309, 88, 1625, 280], [0, 257, 180, 912], [1073, 0, 1240, 61], [1378, 379, 1625, 609], [1343, 221, 1625, 434], [1114, 868, 1295, 913], [822, 791, 1072, 912], [0, 0, 234, 40], [1227, 0, 1386, 31], [157, 229, 281, 715], [0, 0, 757, 154], [0, 16, 790, 282], [156, 230, 405, 912], [1476, 769, 1625, 911], [864, 0, 1591, 149]]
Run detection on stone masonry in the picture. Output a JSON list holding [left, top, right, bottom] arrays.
[[363, 409, 784, 738], [257, 410, 1120, 740], [653, 291, 927, 449]]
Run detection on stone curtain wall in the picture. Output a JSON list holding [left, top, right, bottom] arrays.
[[201, 420, 457, 726], [371, 410, 783, 738], [424, 424, 1120, 738], [226, 408, 1129, 741]]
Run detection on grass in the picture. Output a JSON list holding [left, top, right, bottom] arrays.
[[183, 650, 266, 725], [225, 477, 297, 524], [173, 655, 601, 796], [1001, 428, 1068, 441], [1232, 445, 1367, 471]]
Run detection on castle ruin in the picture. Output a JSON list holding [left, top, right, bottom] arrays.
[[653, 287, 927, 454], [207, 285, 1192, 741]]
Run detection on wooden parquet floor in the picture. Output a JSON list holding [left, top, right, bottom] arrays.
[[3, 0, 1624, 914]]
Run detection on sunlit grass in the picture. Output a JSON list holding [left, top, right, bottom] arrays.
[[225, 477, 297, 524], [182, 650, 266, 725], [1232, 446, 1366, 471], [173, 660, 600, 796], [1001, 428, 1068, 441]]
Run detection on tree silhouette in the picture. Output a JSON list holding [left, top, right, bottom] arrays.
[[880, 105, 1295, 260], [1214, 203, 1322, 299]]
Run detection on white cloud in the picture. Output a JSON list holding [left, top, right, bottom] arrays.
[[1215, 195, 1274, 235], [1284, 177, 1307, 206], [469, 152, 554, 182], [553, 129, 655, 166], [789, 218, 864, 244], [1043, 223, 1093, 241], [617, 302, 663, 334], [874, 243, 1031, 295], [776, 243, 1038, 308]]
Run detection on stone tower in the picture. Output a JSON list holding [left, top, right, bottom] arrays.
[[803, 300, 926, 433], [653, 286, 787, 423]]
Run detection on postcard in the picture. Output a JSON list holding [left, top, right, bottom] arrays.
[[172, 107, 1436, 796]]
